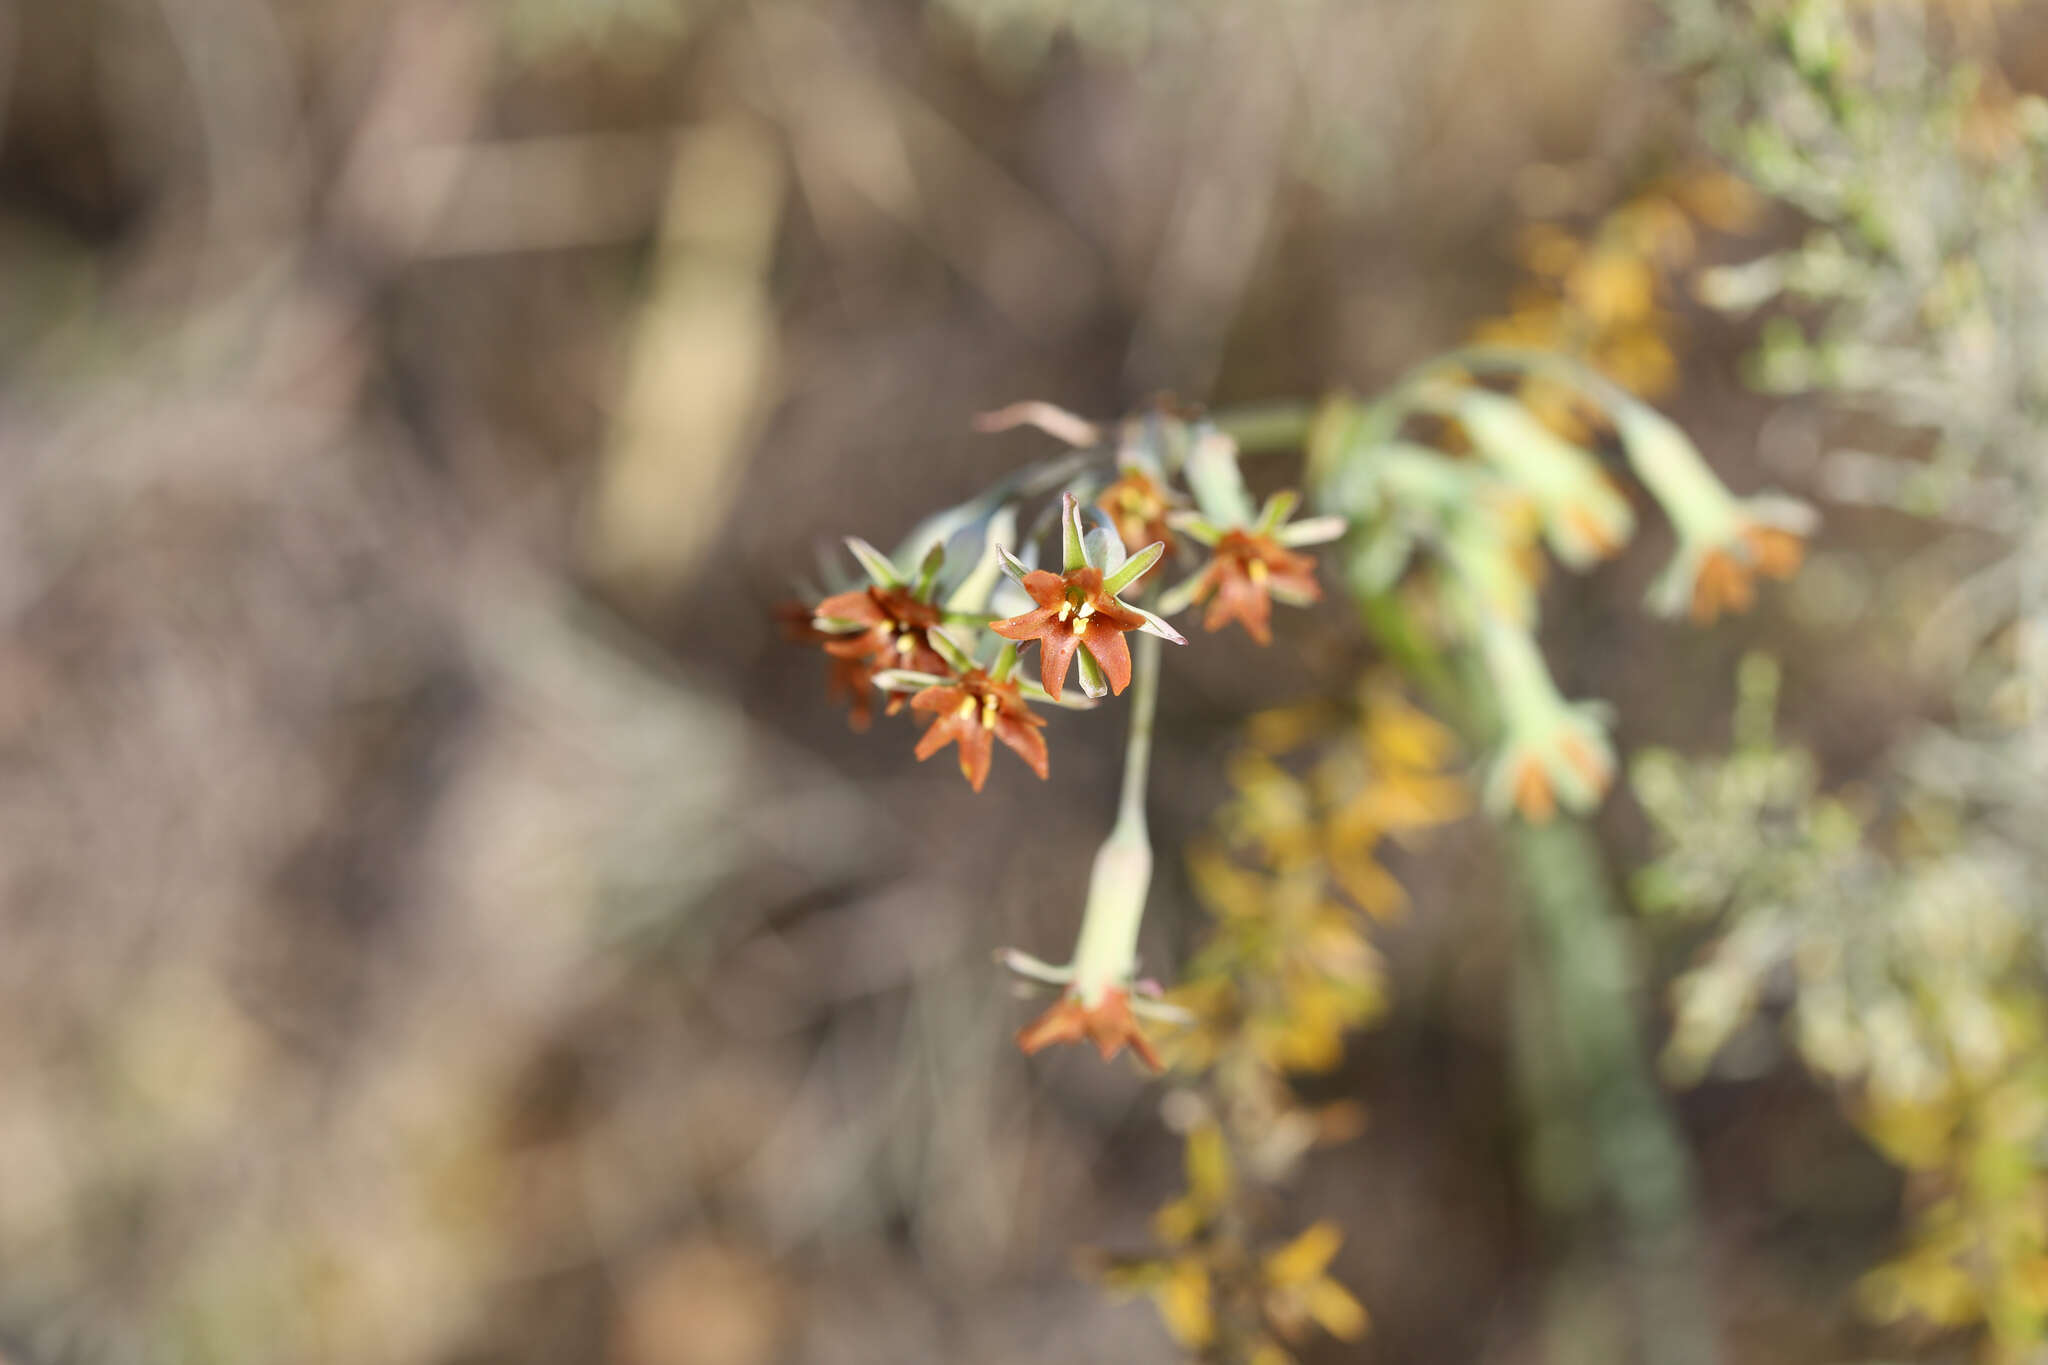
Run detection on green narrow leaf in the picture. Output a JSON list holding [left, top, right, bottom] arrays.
[[844, 537, 904, 589], [1276, 514, 1348, 548], [1255, 489, 1300, 536], [912, 541, 947, 600], [1102, 541, 1165, 597], [1075, 646, 1110, 699], [1130, 604, 1187, 645], [1061, 492, 1087, 572]]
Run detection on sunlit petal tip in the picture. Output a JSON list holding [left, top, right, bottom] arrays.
[[971, 400, 1103, 448]]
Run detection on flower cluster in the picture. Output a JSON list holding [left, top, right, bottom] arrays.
[[783, 405, 1348, 1067], [1314, 349, 1815, 823]]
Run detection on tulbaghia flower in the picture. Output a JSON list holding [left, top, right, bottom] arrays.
[[1450, 386, 1635, 570], [1611, 399, 1816, 623], [1007, 822, 1184, 1071], [814, 581, 950, 677], [908, 668, 1048, 792], [1187, 530, 1321, 645], [1016, 984, 1163, 1070], [1098, 465, 1182, 555], [1161, 489, 1347, 646], [991, 492, 1181, 699], [1479, 618, 1616, 822]]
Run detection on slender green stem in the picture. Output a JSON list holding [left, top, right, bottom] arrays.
[[1210, 346, 1616, 459], [1069, 625, 1163, 997], [1508, 819, 1720, 1365], [1115, 627, 1163, 837]]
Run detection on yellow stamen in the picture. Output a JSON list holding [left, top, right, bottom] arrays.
[[1057, 601, 1074, 622], [956, 697, 977, 720], [896, 633, 917, 657], [1248, 559, 1269, 584], [1072, 615, 1090, 635], [1077, 600, 1096, 619], [980, 696, 999, 728]]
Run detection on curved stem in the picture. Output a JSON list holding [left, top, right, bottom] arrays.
[[1210, 346, 1619, 459]]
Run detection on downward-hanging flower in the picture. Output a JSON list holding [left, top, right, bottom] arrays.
[[1016, 985, 1164, 1070], [1610, 398, 1816, 624], [909, 666, 1048, 792], [1478, 617, 1616, 822], [990, 492, 1183, 699], [1005, 800, 1188, 1071]]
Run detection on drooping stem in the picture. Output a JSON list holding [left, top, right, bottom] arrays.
[[1211, 346, 1619, 460]]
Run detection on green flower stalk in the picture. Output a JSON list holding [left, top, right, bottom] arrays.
[[1008, 627, 1186, 1069]]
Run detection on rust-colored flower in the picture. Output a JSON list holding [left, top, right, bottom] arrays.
[[909, 668, 1048, 792], [1612, 398, 1815, 625], [814, 584, 950, 677], [1685, 521, 1805, 624], [991, 565, 1154, 698], [1099, 467, 1181, 555], [776, 599, 880, 730], [1188, 531, 1322, 646], [1016, 985, 1163, 1071], [1480, 619, 1616, 822]]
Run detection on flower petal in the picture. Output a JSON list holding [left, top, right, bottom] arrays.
[[1085, 628, 1133, 696], [993, 711, 1050, 780], [815, 589, 883, 625], [989, 605, 1058, 641], [1038, 630, 1082, 698], [914, 715, 961, 761], [958, 723, 994, 791]]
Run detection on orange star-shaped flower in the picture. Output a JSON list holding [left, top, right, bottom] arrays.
[[909, 669, 1048, 792], [1686, 522, 1805, 624], [1188, 530, 1321, 645], [1098, 467, 1181, 555], [814, 584, 951, 678], [1015, 986, 1162, 1071], [990, 566, 1152, 697]]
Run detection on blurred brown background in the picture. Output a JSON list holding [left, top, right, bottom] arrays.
[[0, 1, 2005, 1362]]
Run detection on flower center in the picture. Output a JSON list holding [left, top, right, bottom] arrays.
[[1248, 558, 1269, 584]]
